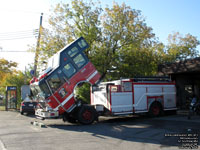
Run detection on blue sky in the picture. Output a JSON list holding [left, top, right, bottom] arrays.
[[102, 0, 200, 44], [0, 0, 199, 70]]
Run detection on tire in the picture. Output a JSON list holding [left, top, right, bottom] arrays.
[[149, 102, 162, 117], [78, 105, 96, 125], [67, 116, 77, 123], [63, 113, 77, 123], [20, 111, 24, 115]]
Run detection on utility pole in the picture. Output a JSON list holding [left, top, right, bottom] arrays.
[[33, 13, 43, 77]]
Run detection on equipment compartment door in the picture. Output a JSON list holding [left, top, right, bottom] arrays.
[[110, 85, 133, 113]]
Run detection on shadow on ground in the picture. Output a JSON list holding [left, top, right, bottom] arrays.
[[47, 115, 200, 148]]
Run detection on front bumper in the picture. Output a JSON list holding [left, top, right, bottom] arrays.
[[35, 109, 59, 119]]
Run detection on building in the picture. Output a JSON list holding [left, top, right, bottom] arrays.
[[158, 57, 200, 109]]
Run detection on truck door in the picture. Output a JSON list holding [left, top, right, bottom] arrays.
[[46, 70, 71, 112]]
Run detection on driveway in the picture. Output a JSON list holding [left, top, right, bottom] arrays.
[[0, 111, 199, 150]]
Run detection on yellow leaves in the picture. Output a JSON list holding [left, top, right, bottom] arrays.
[[0, 58, 18, 86], [0, 58, 17, 73]]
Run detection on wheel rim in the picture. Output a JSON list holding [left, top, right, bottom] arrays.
[[82, 110, 92, 121], [152, 106, 160, 116]]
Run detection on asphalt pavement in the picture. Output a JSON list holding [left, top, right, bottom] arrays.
[[0, 111, 199, 150]]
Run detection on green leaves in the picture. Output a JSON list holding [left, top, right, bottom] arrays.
[[167, 32, 200, 61], [23, 0, 200, 103], [98, 2, 157, 78], [0, 59, 31, 106], [35, 0, 199, 80]]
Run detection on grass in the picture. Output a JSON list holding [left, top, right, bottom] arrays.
[[0, 106, 5, 111]]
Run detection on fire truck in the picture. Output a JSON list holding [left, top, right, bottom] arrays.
[[91, 78, 176, 117], [30, 37, 177, 124], [30, 37, 101, 124]]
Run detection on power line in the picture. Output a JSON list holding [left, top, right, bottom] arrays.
[[0, 50, 33, 53], [0, 29, 39, 41], [0, 36, 37, 41], [0, 9, 48, 15], [0, 29, 38, 36]]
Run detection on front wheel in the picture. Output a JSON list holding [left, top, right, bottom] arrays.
[[78, 105, 97, 125], [20, 108, 24, 115]]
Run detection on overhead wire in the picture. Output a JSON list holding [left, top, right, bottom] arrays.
[[0, 50, 33, 52], [0, 29, 39, 41], [0, 29, 38, 35]]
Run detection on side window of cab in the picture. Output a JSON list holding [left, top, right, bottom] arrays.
[[62, 63, 76, 78], [48, 73, 64, 93]]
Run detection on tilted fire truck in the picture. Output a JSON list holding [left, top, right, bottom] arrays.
[[30, 37, 176, 124]]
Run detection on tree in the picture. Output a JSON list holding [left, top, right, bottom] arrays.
[[0, 58, 31, 107], [166, 32, 200, 61], [0, 58, 17, 85], [34, 0, 102, 70], [36, 0, 160, 79], [27, 0, 200, 103], [0, 71, 30, 108], [98, 2, 159, 78]]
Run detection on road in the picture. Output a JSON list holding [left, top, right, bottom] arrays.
[[0, 111, 199, 150]]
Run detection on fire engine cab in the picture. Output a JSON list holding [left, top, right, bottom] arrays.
[[30, 37, 101, 124], [91, 77, 176, 117]]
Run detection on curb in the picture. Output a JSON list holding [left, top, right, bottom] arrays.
[[177, 110, 189, 115]]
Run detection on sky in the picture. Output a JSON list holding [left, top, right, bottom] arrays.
[[0, 0, 200, 71]]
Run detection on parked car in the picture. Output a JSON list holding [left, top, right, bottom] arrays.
[[20, 100, 38, 115]]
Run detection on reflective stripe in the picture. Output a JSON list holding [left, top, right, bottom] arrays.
[[54, 70, 98, 111], [86, 71, 98, 82], [54, 93, 74, 111]]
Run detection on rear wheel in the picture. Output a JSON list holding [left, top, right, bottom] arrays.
[[149, 102, 162, 117], [78, 105, 96, 125]]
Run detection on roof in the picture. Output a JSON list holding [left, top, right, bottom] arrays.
[[158, 57, 200, 75]]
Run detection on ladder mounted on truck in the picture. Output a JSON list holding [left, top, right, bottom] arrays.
[[131, 76, 171, 82]]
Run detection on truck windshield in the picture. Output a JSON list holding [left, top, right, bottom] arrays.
[[30, 82, 51, 100], [40, 82, 51, 98]]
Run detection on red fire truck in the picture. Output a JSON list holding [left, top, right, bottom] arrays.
[[30, 37, 101, 124], [30, 37, 176, 124]]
